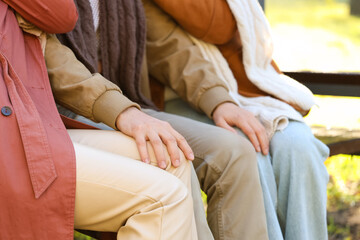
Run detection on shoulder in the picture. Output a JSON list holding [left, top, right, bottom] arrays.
[[3, 0, 78, 33], [152, 0, 236, 44]]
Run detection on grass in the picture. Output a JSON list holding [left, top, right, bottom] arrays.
[[326, 154, 360, 240], [327, 216, 352, 240], [326, 154, 360, 212], [74, 231, 94, 240]]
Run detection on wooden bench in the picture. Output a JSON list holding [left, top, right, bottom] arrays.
[[76, 230, 117, 240], [285, 72, 360, 156]]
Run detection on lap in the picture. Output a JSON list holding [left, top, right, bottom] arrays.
[[269, 121, 329, 163], [67, 129, 188, 173], [73, 141, 188, 231], [164, 98, 329, 167], [144, 108, 256, 174]]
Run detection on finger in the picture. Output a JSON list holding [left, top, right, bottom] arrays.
[[259, 134, 269, 155], [168, 128, 194, 161], [240, 124, 261, 153], [215, 118, 238, 134], [160, 131, 181, 167], [134, 133, 150, 164], [252, 123, 269, 155], [177, 136, 194, 161], [147, 131, 167, 169]]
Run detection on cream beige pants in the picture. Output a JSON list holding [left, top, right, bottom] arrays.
[[68, 129, 198, 240]]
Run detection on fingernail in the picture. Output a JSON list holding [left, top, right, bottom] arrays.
[[188, 153, 194, 160], [175, 159, 180, 166], [160, 162, 166, 169], [144, 158, 150, 164]]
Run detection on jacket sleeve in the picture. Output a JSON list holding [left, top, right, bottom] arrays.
[[152, 0, 236, 45], [143, 0, 236, 118], [45, 34, 140, 129], [3, 0, 78, 33]]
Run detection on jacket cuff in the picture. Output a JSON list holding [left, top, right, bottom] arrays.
[[93, 90, 140, 129], [198, 86, 236, 118]]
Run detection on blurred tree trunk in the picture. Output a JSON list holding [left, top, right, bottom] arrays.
[[350, 0, 360, 16]]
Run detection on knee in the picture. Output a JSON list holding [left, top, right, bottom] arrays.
[[272, 123, 327, 159], [218, 132, 257, 166], [203, 130, 258, 177], [270, 126, 329, 179], [161, 176, 192, 208], [163, 150, 188, 171], [164, 158, 192, 186], [146, 142, 192, 179]]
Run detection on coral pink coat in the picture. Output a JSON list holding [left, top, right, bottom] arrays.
[[0, 1, 78, 239]]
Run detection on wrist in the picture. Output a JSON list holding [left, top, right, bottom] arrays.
[[115, 107, 139, 129]]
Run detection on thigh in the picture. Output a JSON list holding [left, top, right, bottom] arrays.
[[73, 142, 188, 231], [68, 129, 154, 165], [165, 98, 213, 125], [67, 129, 189, 178], [144, 109, 256, 178], [68, 129, 192, 194], [270, 120, 329, 163]]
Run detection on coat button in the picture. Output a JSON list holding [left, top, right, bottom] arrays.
[[1, 106, 12, 116]]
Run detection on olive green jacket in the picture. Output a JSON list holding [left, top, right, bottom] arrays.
[[45, 34, 139, 130]]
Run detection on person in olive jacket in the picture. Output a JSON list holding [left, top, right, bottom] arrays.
[[55, 0, 270, 239]]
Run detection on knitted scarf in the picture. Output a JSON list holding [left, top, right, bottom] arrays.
[[57, 0, 155, 108]]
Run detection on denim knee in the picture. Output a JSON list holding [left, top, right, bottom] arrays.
[[270, 121, 329, 181]]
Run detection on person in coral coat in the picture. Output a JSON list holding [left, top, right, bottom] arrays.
[[0, 1, 78, 238], [0, 1, 199, 239]]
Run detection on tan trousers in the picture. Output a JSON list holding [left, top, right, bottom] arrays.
[[68, 129, 198, 240], [147, 109, 269, 240]]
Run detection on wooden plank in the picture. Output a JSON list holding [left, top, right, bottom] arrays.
[[285, 72, 360, 85], [76, 230, 117, 240], [351, 0, 360, 16], [312, 127, 360, 156], [285, 72, 360, 97], [328, 138, 360, 156]]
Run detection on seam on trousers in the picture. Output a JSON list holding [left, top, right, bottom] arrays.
[[194, 153, 226, 240], [194, 152, 223, 176], [216, 182, 225, 240], [159, 206, 164, 240], [77, 178, 162, 205]]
